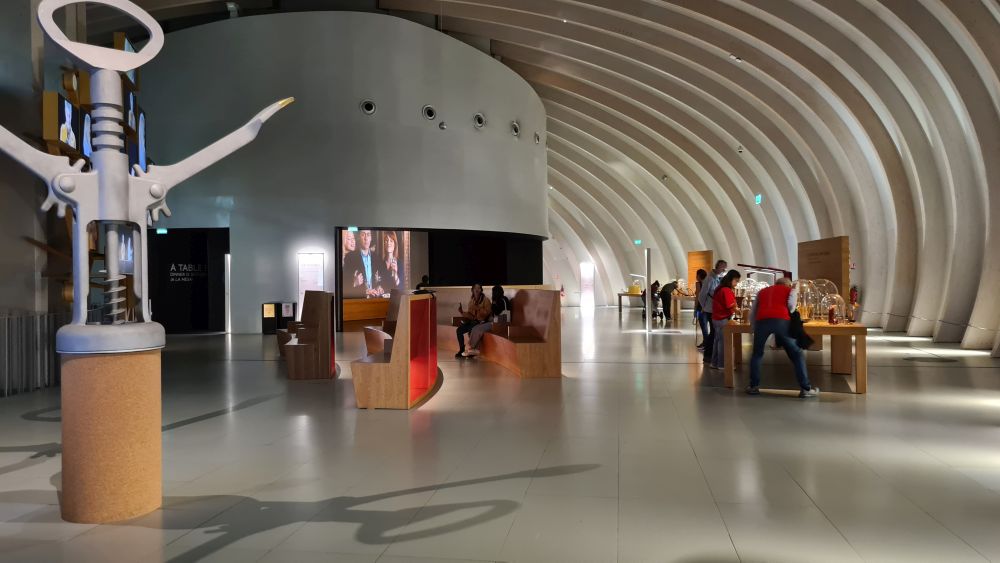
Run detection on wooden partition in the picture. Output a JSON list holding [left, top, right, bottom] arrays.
[[351, 293, 439, 409], [276, 290, 336, 380], [687, 250, 714, 289], [798, 236, 850, 299]]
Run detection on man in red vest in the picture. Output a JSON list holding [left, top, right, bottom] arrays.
[[747, 278, 820, 398]]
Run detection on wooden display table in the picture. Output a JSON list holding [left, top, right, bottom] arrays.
[[343, 297, 391, 322], [723, 321, 868, 394], [670, 293, 696, 322], [617, 291, 641, 312]]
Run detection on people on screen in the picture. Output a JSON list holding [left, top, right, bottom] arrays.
[[455, 283, 491, 358], [463, 285, 512, 357], [379, 231, 403, 291], [343, 230, 383, 297], [746, 278, 819, 398]]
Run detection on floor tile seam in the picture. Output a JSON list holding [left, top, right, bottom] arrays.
[[666, 391, 741, 562], [781, 452, 914, 563], [847, 452, 995, 561]]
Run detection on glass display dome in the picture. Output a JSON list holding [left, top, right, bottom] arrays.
[[820, 293, 847, 324], [812, 278, 840, 298], [793, 279, 820, 321], [734, 279, 767, 322]]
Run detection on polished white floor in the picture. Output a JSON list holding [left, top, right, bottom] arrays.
[[1, 308, 1000, 562]]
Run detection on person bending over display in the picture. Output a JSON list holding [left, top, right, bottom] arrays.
[[455, 284, 491, 358], [746, 278, 819, 398], [659, 279, 678, 321], [709, 269, 740, 370], [463, 285, 512, 357]]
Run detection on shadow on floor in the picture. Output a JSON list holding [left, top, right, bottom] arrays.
[[0, 393, 284, 476], [0, 464, 599, 562]]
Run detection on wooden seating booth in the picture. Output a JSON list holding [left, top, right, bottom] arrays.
[[276, 290, 336, 380], [432, 287, 561, 379], [351, 292, 439, 409]]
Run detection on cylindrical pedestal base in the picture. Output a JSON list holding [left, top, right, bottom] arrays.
[[60, 349, 162, 523]]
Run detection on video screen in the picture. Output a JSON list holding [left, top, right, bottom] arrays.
[[340, 228, 412, 299], [81, 113, 92, 158], [58, 96, 78, 150]]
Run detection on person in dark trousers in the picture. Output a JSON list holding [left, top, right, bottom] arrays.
[[455, 284, 491, 358], [697, 260, 727, 362], [746, 278, 819, 398], [464, 285, 513, 357], [659, 279, 678, 321], [694, 269, 709, 348]]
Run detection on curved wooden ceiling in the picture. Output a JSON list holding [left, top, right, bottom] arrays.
[[125, 0, 1000, 349]]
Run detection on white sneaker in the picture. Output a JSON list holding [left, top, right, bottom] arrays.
[[467, 349, 480, 357], [799, 387, 820, 398]]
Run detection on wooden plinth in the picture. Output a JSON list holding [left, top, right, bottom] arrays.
[[60, 350, 162, 523]]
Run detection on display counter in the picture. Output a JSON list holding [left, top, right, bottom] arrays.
[[343, 297, 390, 323], [723, 321, 868, 394]]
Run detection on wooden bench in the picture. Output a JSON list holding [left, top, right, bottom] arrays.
[[436, 288, 561, 378], [277, 290, 336, 380], [351, 293, 439, 409]]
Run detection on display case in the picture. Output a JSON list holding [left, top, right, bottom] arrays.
[[820, 294, 847, 324], [813, 278, 840, 298], [794, 279, 820, 321], [734, 278, 767, 322]]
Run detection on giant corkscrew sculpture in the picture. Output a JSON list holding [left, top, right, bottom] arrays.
[[0, 0, 291, 522]]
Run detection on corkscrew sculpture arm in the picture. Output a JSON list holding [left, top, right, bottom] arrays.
[[134, 97, 295, 221], [0, 0, 292, 354]]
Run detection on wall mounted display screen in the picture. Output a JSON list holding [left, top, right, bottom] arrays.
[[339, 228, 412, 299], [82, 113, 92, 158], [42, 92, 80, 151], [297, 252, 325, 317]]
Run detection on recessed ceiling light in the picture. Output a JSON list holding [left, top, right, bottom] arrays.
[[562, 19, 568, 23]]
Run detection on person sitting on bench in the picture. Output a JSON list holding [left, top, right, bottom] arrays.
[[456, 283, 491, 358], [463, 285, 512, 357]]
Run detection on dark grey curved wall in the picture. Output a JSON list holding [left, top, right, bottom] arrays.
[[141, 11, 547, 332]]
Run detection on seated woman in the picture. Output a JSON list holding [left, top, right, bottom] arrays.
[[463, 285, 512, 357], [455, 284, 491, 358]]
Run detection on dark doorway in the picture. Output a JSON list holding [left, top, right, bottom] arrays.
[[148, 228, 229, 333]]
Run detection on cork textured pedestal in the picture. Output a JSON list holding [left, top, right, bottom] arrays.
[[60, 349, 162, 523]]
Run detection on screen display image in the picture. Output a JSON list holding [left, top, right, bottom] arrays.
[[82, 113, 92, 158], [125, 91, 137, 133], [340, 228, 411, 299], [58, 97, 78, 150]]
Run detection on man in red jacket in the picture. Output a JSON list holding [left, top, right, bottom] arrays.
[[747, 278, 819, 398]]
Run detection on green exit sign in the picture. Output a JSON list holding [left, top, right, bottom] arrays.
[[633, 239, 642, 245], [754, 194, 763, 205]]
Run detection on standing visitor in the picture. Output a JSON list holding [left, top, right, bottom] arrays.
[[698, 260, 727, 362], [710, 270, 740, 369], [694, 269, 709, 348]]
